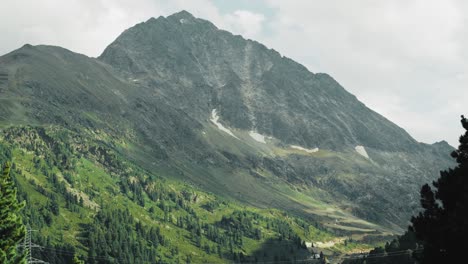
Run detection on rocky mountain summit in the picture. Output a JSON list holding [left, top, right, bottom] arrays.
[[100, 11, 420, 152], [0, 11, 454, 235]]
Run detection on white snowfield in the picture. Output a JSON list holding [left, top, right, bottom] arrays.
[[210, 109, 239, 139], [355, 145, 369, 159], [290, 145, 319, 153], [249, 131, 266, 143]]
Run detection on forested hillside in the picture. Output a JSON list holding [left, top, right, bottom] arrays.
[[0, 126, 355, 263]]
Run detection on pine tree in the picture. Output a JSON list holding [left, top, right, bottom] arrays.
[[73, 253, 84, 264], [410, 115, 468, 263], [0, 162, 26, 263]]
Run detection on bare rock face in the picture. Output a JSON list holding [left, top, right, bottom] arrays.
[[99, 11, 420, 152]]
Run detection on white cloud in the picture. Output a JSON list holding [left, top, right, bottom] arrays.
[[0, 0, 266, 56], [259, 0, 468, 146], [224, 10, 265, 39], [0, 0, 169, 56]]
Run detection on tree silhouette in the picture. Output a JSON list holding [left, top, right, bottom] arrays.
[[0, 162, 26, 263], [410, 115, 468, 263]]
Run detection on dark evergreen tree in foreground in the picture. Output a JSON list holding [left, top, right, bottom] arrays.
[[344, 116, 468, 264], [0, 162, 26, 263], [410, 115, 468, 263]]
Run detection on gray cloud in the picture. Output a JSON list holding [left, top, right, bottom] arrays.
[[0, 0, 465, 146]]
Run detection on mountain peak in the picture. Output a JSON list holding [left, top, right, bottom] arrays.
[[168, 10, 195, 20], [21, 43, 34, 49], [432, 140, 455, 150], [166, 10, 214, 27], [99, 11, 423, 152]]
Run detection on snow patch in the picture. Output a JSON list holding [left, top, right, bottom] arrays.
[[355, 145, 369, 159], [180, 18, 187, 24], [210, 109, 238, 139], [249, 131, 266, 143], [290, 145, 319, 153]]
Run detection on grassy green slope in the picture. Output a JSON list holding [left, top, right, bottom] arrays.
[[0, 125, 373, 263], [133, 123, 397, 236]]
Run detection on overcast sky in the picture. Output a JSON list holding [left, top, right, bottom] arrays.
[[1, 0, 466, 147]]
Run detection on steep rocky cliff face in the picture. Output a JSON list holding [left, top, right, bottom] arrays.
[[0, 11, 454, 234], [99, 11, 420, 152]]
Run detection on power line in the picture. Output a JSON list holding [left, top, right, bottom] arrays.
[[17, 224, 49, 264], [34, 236, 325, 264], [39, 246, 125, 262], [340, 248, 423, 259]]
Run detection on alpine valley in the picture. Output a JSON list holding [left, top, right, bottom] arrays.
[[0, 11, 454, 263]]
